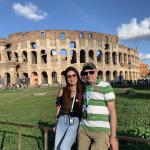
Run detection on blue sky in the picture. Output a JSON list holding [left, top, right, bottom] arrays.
[[0, 0, 150, 68]]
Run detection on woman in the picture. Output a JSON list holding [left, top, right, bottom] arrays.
[[54, 67, 84, 150]]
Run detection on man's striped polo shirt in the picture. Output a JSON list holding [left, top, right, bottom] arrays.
[[81, 79, 115, 132]]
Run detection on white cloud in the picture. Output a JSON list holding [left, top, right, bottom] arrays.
[[139, 53, 150, 60], [13, 2, 48, 21], [117, 17, 150, 40]]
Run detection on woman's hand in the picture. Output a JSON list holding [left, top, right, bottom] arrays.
[[53, 126, 56, 132]]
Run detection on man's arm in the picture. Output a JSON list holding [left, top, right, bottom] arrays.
[[107, 101, 117, 137], [107, 101, 118, 150]]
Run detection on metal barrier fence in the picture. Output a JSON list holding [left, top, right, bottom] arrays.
[[0, 121, 150, 150], [0, 121, 51, 150]]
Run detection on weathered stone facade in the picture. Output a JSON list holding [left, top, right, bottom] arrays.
[[140, 61, 149, 78], [0, 30, 140, 86]]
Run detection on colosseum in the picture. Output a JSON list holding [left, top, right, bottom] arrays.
[[0, 30, 140, 87]]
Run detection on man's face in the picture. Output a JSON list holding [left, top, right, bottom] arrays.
[[83, 69, 97, 84]]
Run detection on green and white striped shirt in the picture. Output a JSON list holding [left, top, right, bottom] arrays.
[[81, 79, 115, 132]]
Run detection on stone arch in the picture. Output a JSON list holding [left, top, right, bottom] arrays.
[[105, 52, 110, 64], [16, 64, 20, 75], [50, 49, 57, 62], [131, 55, 134, 64], [129, 71, 132, 80], [106, 71, 111, 82], [125, 71, 128, 80], [119, 71, 124, 82], [41, 71, 48, 84], [128, 55, 131, 64], [5, 43, 11, 49], [70, 50, 77, 64], [31, 72, 38, 86], [7, 51, 12, 61], [41, 32, 45, 39], [113, 71, 118, 80], [80, 50, 86, 63], [98, 70, 103, 80], [60, 49, 67, 61], [112, 52, 117, 65], [79, 32, 84, 39], [96, 50, 102, 63], [88, 33, 93, 38], [22, 51, 27, 62], [52, 71, 57, 84], [70, 41, 76, 48], [22, 73, 29, 85], [105, 44, 110, 50], [119, 52, 123, 64], [89, 50, 94, 61], [119, 71, 123, 77], [60, 32, 65, 40], [4, 72, 11, 85], [31, 42, 37, 49], [31, 51, 37, 64], [124, 53, 127, 64], [41, 49, 47, 64], [14, 52, 19, 62]]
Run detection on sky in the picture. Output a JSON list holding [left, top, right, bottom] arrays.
[[0, 0, 150, 68]]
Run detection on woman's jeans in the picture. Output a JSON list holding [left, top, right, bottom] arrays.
[[54, 115, 80, 150]]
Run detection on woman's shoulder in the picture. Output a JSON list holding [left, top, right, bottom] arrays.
[[57, 88, 63, 97]]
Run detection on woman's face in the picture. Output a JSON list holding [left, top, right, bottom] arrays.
[[66, 70, 77, 86]]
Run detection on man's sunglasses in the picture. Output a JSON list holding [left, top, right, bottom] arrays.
[[67, 74, 77, 79], [83, 71, 95, 76]]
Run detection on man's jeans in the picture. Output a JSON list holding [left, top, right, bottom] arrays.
[[55, 115, 79, 150]]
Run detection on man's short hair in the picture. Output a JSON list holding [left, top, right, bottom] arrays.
[[82, 62, 96, 71]]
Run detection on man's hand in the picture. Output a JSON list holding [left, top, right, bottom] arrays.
[[109, 136, 118, 150]]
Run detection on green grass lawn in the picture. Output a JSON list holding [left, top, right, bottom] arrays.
[[115, 87, 150, 138], [0, 87, 58, 150], [0, 87, 58, 124], [0, 86, 150, 150]]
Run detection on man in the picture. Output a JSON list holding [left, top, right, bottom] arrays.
[[78, 62, 118, 150]]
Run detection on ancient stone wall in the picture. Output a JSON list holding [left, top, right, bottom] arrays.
[[0, 30, 140, 86]]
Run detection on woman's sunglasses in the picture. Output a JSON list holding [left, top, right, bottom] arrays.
[[83, 71, 95, 76], [67, 74, 77, 79]]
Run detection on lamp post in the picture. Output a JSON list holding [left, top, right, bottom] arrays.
[[128, 61, 132, 85]]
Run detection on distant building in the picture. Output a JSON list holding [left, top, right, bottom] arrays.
[[0, 30, 140, 86], [140, 61, 149, 78]]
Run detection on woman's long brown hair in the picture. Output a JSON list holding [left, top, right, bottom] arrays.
[[62, 67, 84, 113]]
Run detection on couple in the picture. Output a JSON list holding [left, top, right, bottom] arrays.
[[54, 62, 118, 150]]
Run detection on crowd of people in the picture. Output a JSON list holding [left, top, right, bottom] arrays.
[[54, 62, 118, 150], [111, 78, 150, 87], [0, 83, 28, 90]]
